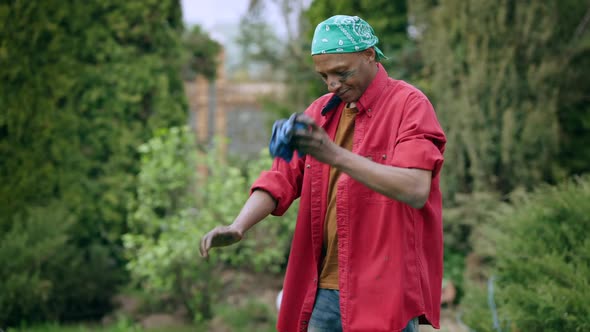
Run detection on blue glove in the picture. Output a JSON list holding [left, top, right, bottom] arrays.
[[269, 113, 308, 162]]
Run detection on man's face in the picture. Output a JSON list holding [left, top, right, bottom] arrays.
[[313, 49, 377, 103]]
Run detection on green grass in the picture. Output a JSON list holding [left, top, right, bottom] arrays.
[[11, 320, 204, 332], [13, 325, 201, 332], [212, 299, 277, 332], [12, 298, 277, 332]]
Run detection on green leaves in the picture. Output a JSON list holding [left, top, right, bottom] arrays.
[[462, 176, 590, 331], [181, 25, 221, 81], [413, 0, 590, 197], [125, 127, 297, 321], [1, 0, 187, 324]]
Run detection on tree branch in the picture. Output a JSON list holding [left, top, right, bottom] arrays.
[[573, 6, 590, 41]]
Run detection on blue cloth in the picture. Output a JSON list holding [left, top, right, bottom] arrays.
[[321, 94, 341, 116], [269, 113, 308, 162]]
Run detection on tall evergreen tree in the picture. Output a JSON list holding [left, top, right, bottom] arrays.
[[0, 0, 186, 324], [410, 0, 590, 198]]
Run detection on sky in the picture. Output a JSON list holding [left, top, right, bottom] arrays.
[[180, 0, 312, 43], [180, 0, 256, 71], [180, 1, 312, 74], [180, 0, 250, 43]]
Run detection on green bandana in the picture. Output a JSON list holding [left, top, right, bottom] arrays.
[[311, 15, 387, 60]]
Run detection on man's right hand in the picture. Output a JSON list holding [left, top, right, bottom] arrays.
[[199, 225, 243, 259], [199, 190, 277, 259]]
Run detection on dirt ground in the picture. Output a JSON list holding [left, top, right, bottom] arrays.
[[212, 269, 471, 332], [109, 269, 471, 332], [420, 308, 470, 332]]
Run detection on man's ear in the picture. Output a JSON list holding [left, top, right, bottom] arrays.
[[362, 48, 376, 63]]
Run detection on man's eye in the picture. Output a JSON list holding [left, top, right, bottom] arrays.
[[339, 71, 353, 80]]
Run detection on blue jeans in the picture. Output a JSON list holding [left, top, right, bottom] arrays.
[[308, 289, 419, 332]]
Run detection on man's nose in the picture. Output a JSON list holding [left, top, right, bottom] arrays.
[[327, 76, 342, 93]]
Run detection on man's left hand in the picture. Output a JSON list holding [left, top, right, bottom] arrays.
[[292, 114, 338, 165]]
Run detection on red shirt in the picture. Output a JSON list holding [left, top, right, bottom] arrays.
[[251, 64, 446, 332]]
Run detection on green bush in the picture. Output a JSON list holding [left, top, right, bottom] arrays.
[[462, 176, 590, 331], [124, 127, 296, 323], [0, 202, 119, 326], [213, 300, 276, 332], [458, 278, 496, 331], [0, 202, 71, 325], [442, 191, 502, 300]]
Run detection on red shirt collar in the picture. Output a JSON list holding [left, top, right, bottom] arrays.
[[356, 62, 388, 113]]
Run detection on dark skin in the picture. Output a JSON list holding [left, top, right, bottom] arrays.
[[199, 189, 275, 258], [199, 47, 432, 258]]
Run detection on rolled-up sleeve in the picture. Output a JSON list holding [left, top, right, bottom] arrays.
[[250, 154, 305, 216], [390, 96, 446, 176]]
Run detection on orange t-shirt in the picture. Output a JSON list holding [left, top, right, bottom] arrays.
[[319, 105, 357, 289]]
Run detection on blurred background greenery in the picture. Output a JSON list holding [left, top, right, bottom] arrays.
[[1, 0, 588, 331]]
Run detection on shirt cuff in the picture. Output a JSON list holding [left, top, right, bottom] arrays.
[[250, 170, 298, 216], [390, 138, 444, 175]]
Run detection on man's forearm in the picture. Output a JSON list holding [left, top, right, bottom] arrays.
[[290, 114, 432, 208], [230, 189, 277, 235], [331, 148, 431, 208]]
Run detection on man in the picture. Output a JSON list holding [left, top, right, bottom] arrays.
[[200, 15, 446, 332]]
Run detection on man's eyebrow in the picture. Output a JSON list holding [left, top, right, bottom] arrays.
[[316, 66, 350, 75], [330, 65, 349, 72]]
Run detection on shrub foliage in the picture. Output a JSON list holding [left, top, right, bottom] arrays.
[[124, 127, 296, 322], [462, 176, 590, 331]]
